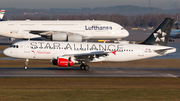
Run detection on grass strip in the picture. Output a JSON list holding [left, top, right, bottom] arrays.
[[0, 78, 180, 101]]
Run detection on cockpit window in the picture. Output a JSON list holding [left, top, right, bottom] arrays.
[[10, 45, 19, 48]]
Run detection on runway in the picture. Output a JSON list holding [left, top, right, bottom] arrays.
[[0, 67, 180, 77]]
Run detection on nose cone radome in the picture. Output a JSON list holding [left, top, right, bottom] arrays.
[[122, 29, 129, 38], [3, 48, 11, 57]]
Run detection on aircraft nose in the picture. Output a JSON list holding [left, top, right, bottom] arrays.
[[122, 29, 129, 37], [3, 48, 11, 57]]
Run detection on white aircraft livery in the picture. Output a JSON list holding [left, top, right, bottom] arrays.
[[3, 18, 176, 70], [0, 19, 129, 41]]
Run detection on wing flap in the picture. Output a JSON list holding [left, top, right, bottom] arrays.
[[29, 30, 57, 36], [62, 50, 117, 62], [63, 51, 108, 62], [63, 51, 107, 58]]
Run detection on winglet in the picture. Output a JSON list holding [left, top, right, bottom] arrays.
[[0, 10, 5, 21], [112, 50, 117, 55], [0, 10, 5, 13]]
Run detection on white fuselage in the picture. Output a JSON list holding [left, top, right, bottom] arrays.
[[3, 41, 176, 63], [0, 20, 129, 39]]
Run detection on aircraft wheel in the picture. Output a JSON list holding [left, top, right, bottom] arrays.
[[80, 64, 85, 70], [84, 65, 90, 71], [24, 66, 28, 70]]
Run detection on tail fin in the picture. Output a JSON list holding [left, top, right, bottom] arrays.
[[141, 18, 174, 46], [0, 10, 5, 20]]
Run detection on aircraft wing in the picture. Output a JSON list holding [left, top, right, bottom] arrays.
[[29, 30, 76, 36], [62, 50, 117, 62], [29, 30, 85, 41], [29, 31, 47, 35]]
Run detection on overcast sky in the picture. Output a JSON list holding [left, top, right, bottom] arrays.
[[0, 0, 179, 9]]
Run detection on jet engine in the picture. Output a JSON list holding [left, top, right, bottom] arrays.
[[51, 32, 82, 42], [52, 57, 75, 67]]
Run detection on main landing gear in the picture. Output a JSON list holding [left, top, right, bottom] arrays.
[[24, 59, 29, 70], [80, 62, 90, 71]]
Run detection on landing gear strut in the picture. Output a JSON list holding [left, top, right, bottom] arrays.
[[24, 59, 29, 70], [80, 61, 90, 71]]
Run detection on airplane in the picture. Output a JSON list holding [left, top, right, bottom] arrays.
[[169, 30, 180, 42], [0, 17, 129, 42], [0, 10, 5, 21], [3, 18, 176, 70]]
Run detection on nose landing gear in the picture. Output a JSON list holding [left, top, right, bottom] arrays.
[[24, 59, 29, 70]]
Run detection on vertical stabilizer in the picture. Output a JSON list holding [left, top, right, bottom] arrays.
[[141, 18, 174, 46]]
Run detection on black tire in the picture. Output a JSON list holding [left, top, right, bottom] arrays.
[[24, 66, 27, 70], [84, 65, 90, 71], [80, 64, 85, 70]]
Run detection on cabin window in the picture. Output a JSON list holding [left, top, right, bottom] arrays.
[[20, 24, 35, 26]]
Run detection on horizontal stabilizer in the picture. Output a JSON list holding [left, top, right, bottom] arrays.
[[154, 48, 175, 55]]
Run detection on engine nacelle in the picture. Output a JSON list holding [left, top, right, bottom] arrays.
[[51, 32, 67, 41], [51, 33, 82, 42], [68, 34, 82, 42], [52, 57, 75, 67]]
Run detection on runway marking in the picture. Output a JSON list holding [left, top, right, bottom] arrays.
[[0, 68, 180, 77], [115, 71, 123, 73], [167, 74, 177, 78], [158, 73, 178, 78], [0, 74, 179, 77]]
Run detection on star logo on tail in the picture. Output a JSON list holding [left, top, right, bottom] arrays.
[[153, 29, 167, 42]]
